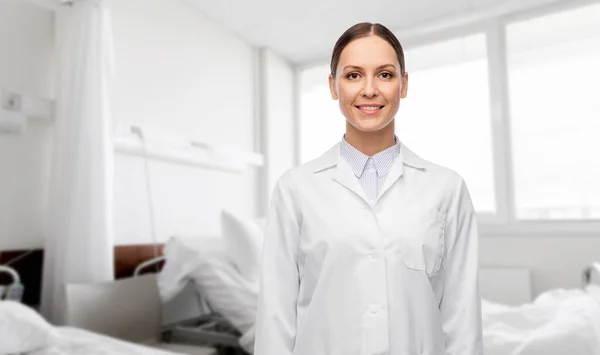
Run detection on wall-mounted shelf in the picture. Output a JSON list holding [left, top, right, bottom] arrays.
[[114, 123, 264, 174]]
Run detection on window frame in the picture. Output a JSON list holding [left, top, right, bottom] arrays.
[[494, 0, 600, 235], [293, 0, 600, 236]]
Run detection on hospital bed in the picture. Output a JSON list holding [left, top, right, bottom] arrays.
[[0, 264, 215, 355], [134, 260, 246, 354], [150, 231, 600, 355]]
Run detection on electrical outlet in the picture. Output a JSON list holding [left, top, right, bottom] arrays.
[[1, 91, 22, 111]]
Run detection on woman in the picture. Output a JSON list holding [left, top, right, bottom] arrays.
[[254, 22, 483, 355]]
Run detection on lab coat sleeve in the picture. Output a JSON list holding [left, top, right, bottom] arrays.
[[254, 174, 301, 355], [440, 178, 483, 355]]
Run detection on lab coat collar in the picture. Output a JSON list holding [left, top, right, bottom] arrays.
[[340, 134, 401, 178], [312, 141, 426, 204], [312, 141, 426, 174]]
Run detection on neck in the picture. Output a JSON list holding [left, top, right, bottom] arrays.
[[344, 121, 396, 156]]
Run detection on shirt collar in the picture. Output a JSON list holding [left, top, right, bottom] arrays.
[[339, 134, 401, 178]]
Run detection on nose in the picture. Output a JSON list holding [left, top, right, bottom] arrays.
[[361, 78, 378, 98]]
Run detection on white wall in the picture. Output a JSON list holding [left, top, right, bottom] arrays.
[[0, 2, 54, 250], [0, 0, 260, 249], [110, 0, 259, 245], [257, 49, 296, 215]]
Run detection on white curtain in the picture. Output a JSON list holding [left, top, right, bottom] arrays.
[[41, 0, 115, 325]]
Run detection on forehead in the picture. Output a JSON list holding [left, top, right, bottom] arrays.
[[338, 35, 399, 68]]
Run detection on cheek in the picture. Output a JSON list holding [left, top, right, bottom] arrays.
[[383, 83, 401, 104], [337, 84, 361, 105]]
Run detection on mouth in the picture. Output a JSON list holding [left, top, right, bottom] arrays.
[[355, 105, 385, 115]]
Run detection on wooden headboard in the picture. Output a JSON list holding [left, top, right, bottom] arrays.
[[0, 244, 165, 307], [114, 244, 165, 279]]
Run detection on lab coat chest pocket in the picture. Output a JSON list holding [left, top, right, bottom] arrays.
[[394, 207, 445, 276]]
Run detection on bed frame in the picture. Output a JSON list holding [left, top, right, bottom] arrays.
[[0, 244, 165, 307]]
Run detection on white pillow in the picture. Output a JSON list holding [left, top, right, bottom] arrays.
[[0, 300, 60, 354], [157, 235, 221, 302], [157, 235, 258, 348], [220, 210, 265, 287], [188, 254, 258, 339]]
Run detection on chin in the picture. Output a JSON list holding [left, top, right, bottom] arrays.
[[349, 118, 393, 133]]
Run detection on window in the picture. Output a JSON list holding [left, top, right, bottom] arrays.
[[396, 34, 497, 213], [506, 3, 600, 220], [299, 65, 345, 163], [297, 4, 600, 225]]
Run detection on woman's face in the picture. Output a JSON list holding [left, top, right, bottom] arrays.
[[329, 35, 408, 133]]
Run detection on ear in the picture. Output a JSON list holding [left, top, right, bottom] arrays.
[[400, 72, 408, 99], [328, 74, 338, 100]]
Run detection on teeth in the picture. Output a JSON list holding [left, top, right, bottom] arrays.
[[359, 106, 381, 111]]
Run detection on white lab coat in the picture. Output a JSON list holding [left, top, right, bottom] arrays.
[[254, 142, 483, 355]]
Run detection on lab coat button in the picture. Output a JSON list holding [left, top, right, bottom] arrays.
[[369, 251, 380, 259]]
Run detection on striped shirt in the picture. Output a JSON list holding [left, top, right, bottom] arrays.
[[339, 134, 401, 203]]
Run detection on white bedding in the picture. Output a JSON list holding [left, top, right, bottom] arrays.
[[158, 235, 257, 353], [0, 300, 183, 355], [483, 285, 600, 355], [27, 327, 183, 355]]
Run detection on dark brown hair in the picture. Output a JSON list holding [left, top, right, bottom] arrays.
[[330, 22, 405, 78]]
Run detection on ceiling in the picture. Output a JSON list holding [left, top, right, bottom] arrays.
[[22, 0, 577, 65], [187, 0, 570, 65]]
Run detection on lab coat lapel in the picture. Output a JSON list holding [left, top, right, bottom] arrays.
[[333, 156, 370, 204], [312, 143, 371, 205], [377, 144, 426, 202], [377, 155, 404, 202]]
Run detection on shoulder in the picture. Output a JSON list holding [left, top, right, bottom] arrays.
[[273, 161, 318, 197], [271, 159, 315, 196], [277, 143, 339, 184], [423, 159, 465, 191], [401, 145, 470, 207], [402, 145, 465, 189]]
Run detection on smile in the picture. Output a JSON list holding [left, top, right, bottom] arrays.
[[355, 105, 384, 115]]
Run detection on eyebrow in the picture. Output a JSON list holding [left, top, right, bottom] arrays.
[[342, 64, 397, 71]]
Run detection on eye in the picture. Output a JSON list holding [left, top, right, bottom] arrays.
[[379, 72, 393, 79], [346, 73, 360, 80]]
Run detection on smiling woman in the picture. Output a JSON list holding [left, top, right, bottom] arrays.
[[327, 23, 408, 156], [256, 22, 483, 355]]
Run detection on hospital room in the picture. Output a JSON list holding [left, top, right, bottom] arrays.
[[1, 0, 599, 353]]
